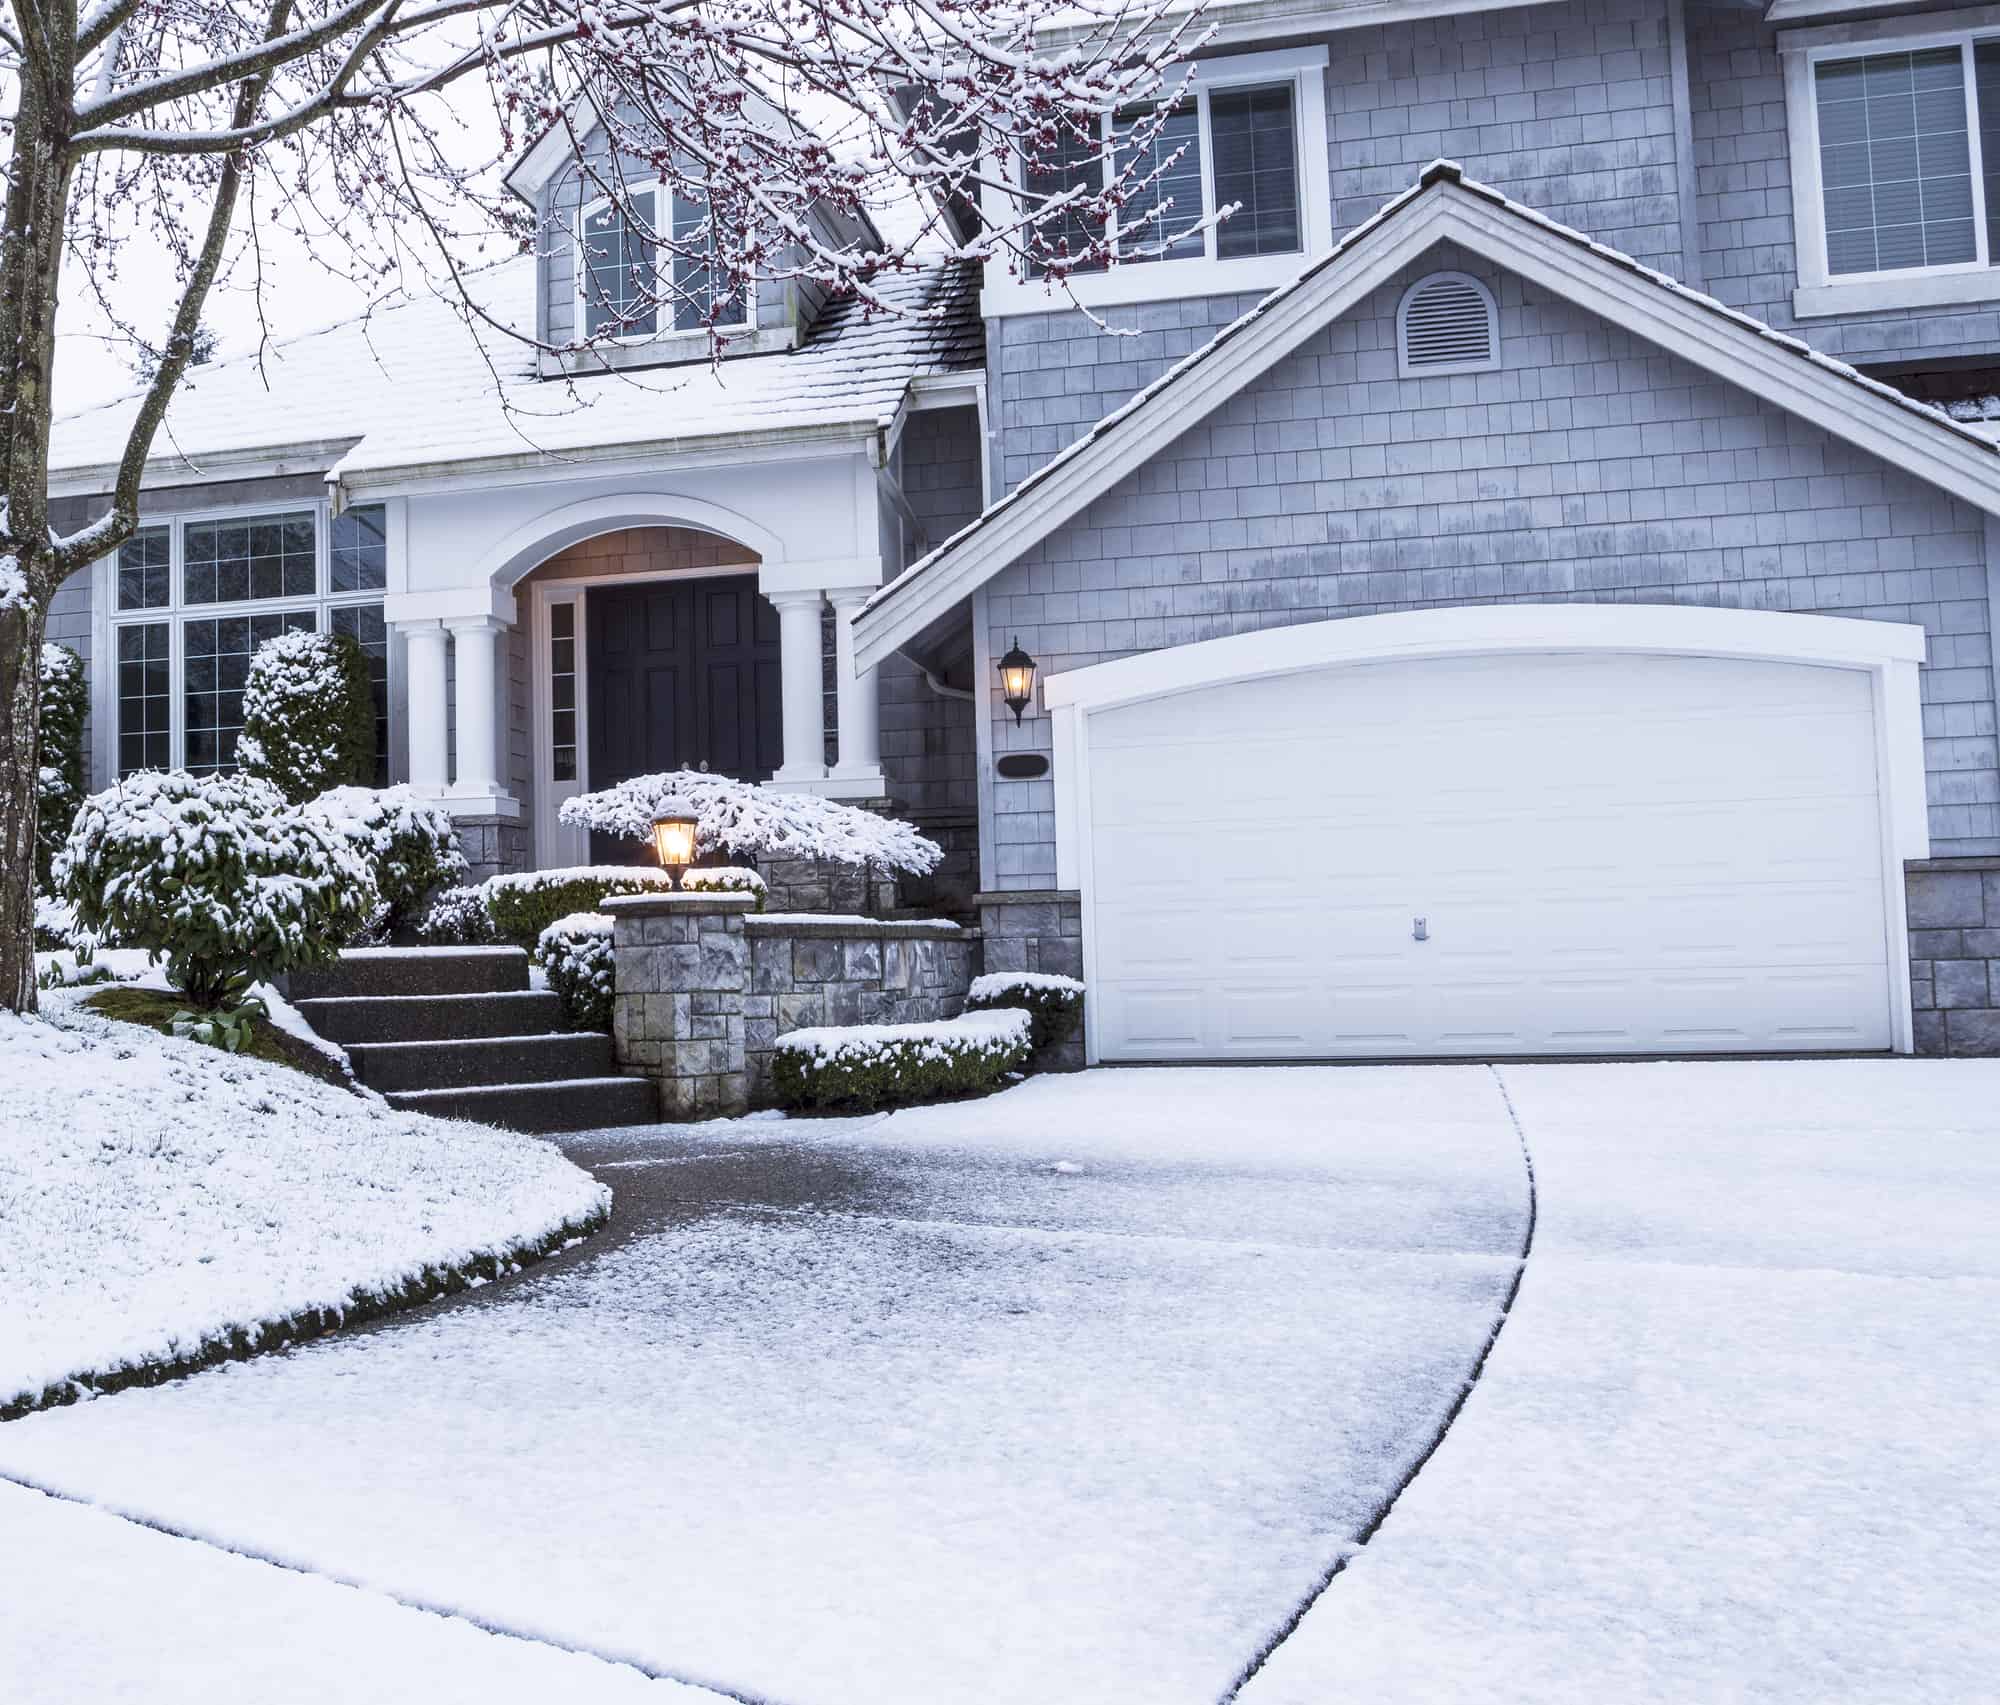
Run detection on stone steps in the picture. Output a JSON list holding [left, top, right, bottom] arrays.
[[383, 1077, 659, 1134], [297, 990, 566, 1045], [348, 1032, 617, 1094], [288, 947, 531, 1000]]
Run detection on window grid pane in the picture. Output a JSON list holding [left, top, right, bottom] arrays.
[[550, 602, 578, 782], [1027, 123, 1110, 277], [583, 191, 658, 338], [116, 527, 171, 611], [182, 609, 316, 774], [183, 512, 318, 606], [1114, 104, 1205, 264], [1211, 85, 1302, 259], [116, 622, 171, 776], [329, 602, 389, 787], [330, 504, 387, 593], [671, 194, 746, 331], [1817, 47, 1977, 276]]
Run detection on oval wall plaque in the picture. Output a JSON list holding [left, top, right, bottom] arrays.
[[996, 753, 1050, 780]]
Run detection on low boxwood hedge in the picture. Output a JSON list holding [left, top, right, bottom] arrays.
[[772, 1008, 1033, 1112], [483, 865, 674, 948], [536, 912, 615, 1031], [965, 972, 1085, 1053]]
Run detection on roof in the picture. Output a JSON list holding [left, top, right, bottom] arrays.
[[50, 258, 983, 495], [854, 160, 2000, 674]]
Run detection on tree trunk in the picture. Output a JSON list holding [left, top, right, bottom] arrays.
[[0, 597, 44, 1015]]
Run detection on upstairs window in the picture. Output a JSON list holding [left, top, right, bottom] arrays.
[[578, 184, 748, 340]]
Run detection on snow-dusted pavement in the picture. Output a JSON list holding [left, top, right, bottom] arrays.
[[0, 1068, 1528, 1704]]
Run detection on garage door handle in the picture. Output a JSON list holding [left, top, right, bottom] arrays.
[[1413, 916, 1429, 942]]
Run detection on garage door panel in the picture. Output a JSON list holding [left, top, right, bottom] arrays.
[[1087, 650, 1895, 1060]]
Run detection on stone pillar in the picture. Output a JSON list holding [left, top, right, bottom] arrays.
[[446, 617, 504, 800], [769, 589, 828, 785], [606, 892, 754, 1118], [402, 622, 450, 793], [826, 586, 883, 787]]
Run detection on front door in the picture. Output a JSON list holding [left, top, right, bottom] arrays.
[[585, 575, 783, 863]]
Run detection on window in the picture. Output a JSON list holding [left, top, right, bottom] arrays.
[[1211, 87, 1301, 259], [578, 184, 748, 339], [549, 601, 578, 782], [1787, 18, 2000, 314], [670, 194, 746, 330], [1397, 273, 1500, 376], [105, 503, 390, 781]]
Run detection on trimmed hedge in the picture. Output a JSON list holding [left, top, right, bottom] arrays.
[[966, 972, 1085, 1053], [680, 865, 768, 907], [35, 643, 88, 889], [237, 629, 378, 804], [415, 884, 496, 946], [772, 1008, 1032, 1112], [536, 912, 615, 1031], [484, 865, 673, 948]]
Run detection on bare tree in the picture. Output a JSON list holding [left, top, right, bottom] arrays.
[[0, 0, 1211, 1013]]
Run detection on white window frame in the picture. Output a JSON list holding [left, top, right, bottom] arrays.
[[92, 498, 393, 784], [575, 180, 753, 347], [980, 44, 1332, 317], [1783, 7, 2000, 317]]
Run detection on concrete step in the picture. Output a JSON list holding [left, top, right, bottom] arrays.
[[287, 948, 530, 1002], [385, 1076, 658, 1133], [349, 1032, 617, 1094], [298, 990, 567, 1046]]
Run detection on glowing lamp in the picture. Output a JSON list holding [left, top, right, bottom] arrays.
[[649, 797, 700, 887], [998, 638, 1038, 725]]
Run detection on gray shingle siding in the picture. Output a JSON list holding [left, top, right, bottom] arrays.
[[981, 246, 1998, 887]]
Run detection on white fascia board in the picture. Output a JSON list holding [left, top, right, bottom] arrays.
[[50, 438, 361, 499]]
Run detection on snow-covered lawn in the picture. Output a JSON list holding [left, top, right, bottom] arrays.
[[0, 1067, 1530, 1704], [0, 987, 609, 1418], [1239, 1059, 2000, 1705]]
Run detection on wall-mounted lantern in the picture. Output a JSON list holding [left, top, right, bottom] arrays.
[[998, 638, 1038, 725], [649, 797, 700, 889]]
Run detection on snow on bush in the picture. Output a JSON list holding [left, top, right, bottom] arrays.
[[560, 769, 943, 876], [772, 1008, 1033, 1111], [536, 912, 616, 1032], [415, 884, 497, 946], [236, 629, 377, 804], [35, 641, 88, 888], [311, 785, 467, 936], [966, 972, 1086, 1053], [680, 864, 768, 907], [31, 890, 88, 954], [0, 991, 610, 1420], [484, 865, 674, 948], [56, 770, 379, 1008]]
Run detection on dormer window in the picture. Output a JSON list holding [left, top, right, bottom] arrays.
[[577, 184, 748, 341]]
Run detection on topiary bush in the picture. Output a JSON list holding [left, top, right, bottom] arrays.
[[56, 770, 379, 1007], [415, 885, 496, 946], [536, 912, 615, 1031], [236, 629, 377, 804], [680, 865, 768, 909], [312, 785, 467, 938], [965, 972, 1085, 1053], [771, 1009, 1032, 1112], [484, 866, 674, 949], [35, 642, 88, 889]]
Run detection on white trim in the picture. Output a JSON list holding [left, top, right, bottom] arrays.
[[473, 490, 788, 589], [979, 44, 1331, 319], [856, 173, 2000, 674], [1028, 0, 1565, 52], [1794, 268, 2000, 316], [1045, 605, 1932, 1061], [1395, 270, 1500, 377]]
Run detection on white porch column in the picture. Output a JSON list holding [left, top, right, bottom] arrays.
[[770, 589, 828, 784], [827, 586, 883, 788], [446, 616, 504, 801], [402, 622, 450, 793]]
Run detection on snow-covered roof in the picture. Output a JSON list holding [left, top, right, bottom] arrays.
[[50, 259, 982, 495], [855, 160, 2000, 673]]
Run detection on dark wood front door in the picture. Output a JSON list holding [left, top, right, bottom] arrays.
[[585, 575, 783, 864]]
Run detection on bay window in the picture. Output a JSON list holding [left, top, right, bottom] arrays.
[[106, 503, 390, 783]]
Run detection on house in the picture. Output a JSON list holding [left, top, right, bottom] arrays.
[[47, 0, 2000, 1062]]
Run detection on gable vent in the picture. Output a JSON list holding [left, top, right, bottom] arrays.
[[1397, 272, 1499, 377]]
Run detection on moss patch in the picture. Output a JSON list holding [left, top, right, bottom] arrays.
[[83, 986, 352, 1091]]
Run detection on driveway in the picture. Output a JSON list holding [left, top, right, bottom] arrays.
[[2, 1062, 1996, 1702]]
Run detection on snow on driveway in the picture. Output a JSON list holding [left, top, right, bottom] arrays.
[[1239, 1059, 2000, 1705], [0, 1067, 1527, 1705]]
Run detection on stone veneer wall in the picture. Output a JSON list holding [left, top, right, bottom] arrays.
[[975, 890, 1084, 1071], [455, 815, 530, 883], [608, 893, 976, 1116], [1907, 860, 2000, 1058]]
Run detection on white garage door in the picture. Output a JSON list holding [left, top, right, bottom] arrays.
[[1085, 651, 1895, 1059]]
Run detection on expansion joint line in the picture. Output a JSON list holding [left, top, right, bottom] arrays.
[[1219, 1065, 1540, 1702]]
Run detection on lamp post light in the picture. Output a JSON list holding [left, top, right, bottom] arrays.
[[649, 797, 700, 890], [998, 638, 1038, 725]]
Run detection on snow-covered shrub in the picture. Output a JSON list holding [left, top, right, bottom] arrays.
[[35, 642, 88, 888], [56, 770, 378, 1007], [415, 885, 497, 946], [32, 891, 86, 954], [311, 785, 467, 937], [966, 972, 1085, 1053], [536, 912, 616, 1032], [560, 769, 942, 877], [236, 629, 376, 804], [772, 1009, 1032, 1112], [484, 865, 673, 948], [680, 865, 767, 908]]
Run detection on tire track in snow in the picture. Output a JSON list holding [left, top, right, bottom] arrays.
[[1221, 1063, 1540, 1702]]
